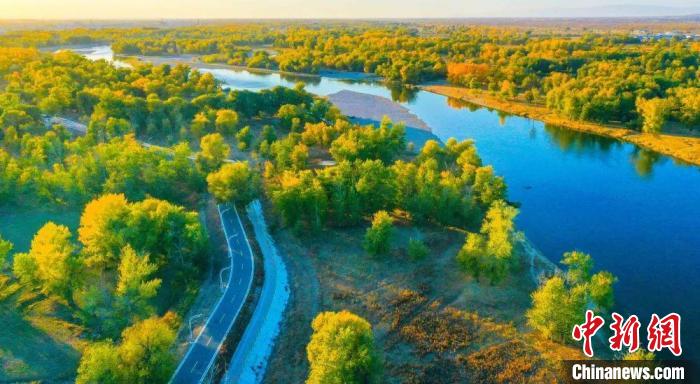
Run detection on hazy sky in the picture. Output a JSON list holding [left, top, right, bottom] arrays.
[[0, 0, 699, 19]]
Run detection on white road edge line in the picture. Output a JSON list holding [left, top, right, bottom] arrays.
[[169, 203, 254, 384], [196, 203, 255, 384]]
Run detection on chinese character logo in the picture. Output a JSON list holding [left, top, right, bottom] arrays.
[[572, 311, 682, 357], [609, 312, 640, 353], [647, 313, 682, 356], [572, 310, 605, 357]]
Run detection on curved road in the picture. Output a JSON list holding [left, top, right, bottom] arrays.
[[170, 205, 254, 384], [46, 116, 254, 384], [223, 200, 289, 383]]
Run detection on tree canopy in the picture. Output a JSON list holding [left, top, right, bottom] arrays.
[[306, 310, 382, 384]]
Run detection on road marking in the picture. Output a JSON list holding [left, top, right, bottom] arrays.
[[190, 361, 199, 373], [238, 277, 242, 285], [206, 336, 212, 346], [220, 313, 226, 323]]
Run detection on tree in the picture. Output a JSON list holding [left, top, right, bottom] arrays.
[[306, 311, 381, 384], [206, 161, 259, 205], [118, 315, 177, 383], [636, 97, 669, 134], [0, 235, 12, 270], [115, 245, 161, 320], [196, 133, 230, 173], [363, 211, 394, 256], [407, 238, 429, 260], [76, 315, 177, 384], [270, 170, 327, 231], [76, 342, 123, 384], [236, 126, 252, 150], [526, 275, 586, 342], [472, 166, 506, 207], [13, 222, 78, 300], [527, 251, 616, 342], [78, 193, 130, 270], [561, 250, 592, 285], [456, 200, 518, 283], [214, 109, 238, 134]]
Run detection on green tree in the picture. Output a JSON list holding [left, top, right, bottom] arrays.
[[456, 200, 518, 283], [76, 341, 123, 384], [407, 238, 429, 260], [118, 315, 177, 383], [363, 211, 394, 256], [76, 315, 176, 384], [527, 251, 616, 341], [306, 310, 381, 384], [115, 245, 161, 320], [196, 133, 230, 173], [472, 166, 506, 207], [236, 126, 252, 151], [206, 161, 259, 205], [270, 170, 327, 231], [0, 235, 12, 270]]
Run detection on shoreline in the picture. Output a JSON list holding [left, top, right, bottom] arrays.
[[128, 54, 380, 82], [422, 85, 700, 167]]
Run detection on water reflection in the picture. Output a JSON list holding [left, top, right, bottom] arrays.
[[279, 72, 321, 86], [445, 96, 481, 112], [543, 124, 619, 154], [631, 148, 664, 178], [388, 84, 418, 103]]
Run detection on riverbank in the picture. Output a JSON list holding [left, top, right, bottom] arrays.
[[326, 90, 441, 150], [423, 85, 700, 166], [128, 54, 378, 81]]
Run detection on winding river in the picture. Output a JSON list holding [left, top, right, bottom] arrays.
[[82, 47, 700, 359]]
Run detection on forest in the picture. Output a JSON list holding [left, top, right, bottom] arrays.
[[0, 23, 656, 383], [2, 22, 697, 133]]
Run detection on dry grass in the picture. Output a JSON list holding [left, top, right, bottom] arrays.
[[424, 85, 700, 166], [264, 216, 579, 383]]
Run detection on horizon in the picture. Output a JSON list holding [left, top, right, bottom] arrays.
[[1, 1, 700, 20]]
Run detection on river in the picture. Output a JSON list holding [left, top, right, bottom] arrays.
[[80, 46, 700, 359]]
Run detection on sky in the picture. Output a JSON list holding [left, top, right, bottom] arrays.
[[0, 0, 699, 19]]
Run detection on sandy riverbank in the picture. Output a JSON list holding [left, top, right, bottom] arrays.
[[326, 90, 441, 150], [423, 85, 700, 166]]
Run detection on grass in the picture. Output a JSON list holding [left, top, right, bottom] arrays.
[[0, 286, 83, 382], [0, 206, 84, 381], [264, 210, 580, 383], [424, 85, 700, 166], [0, 207, 82, 253]]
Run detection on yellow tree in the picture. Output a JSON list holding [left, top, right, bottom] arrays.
[[214, 109, 239, 134], [306, 311, 381, 384], [196, 132, 230, 173], [78, 193, 130, 270], [636, 97, 669, 134], [206, 161, 259, 205], [13, 222, 78, 299]]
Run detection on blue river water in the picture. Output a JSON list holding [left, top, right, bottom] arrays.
[[85, 47, 700, 359]]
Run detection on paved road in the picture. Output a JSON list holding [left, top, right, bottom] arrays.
[[44, 116, 87, 134], [170, 205, 255, 384], [222, 200, 289, 384]]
